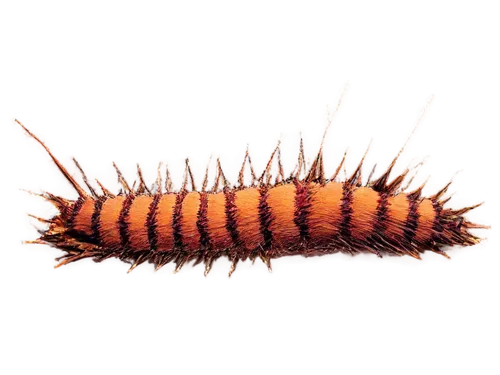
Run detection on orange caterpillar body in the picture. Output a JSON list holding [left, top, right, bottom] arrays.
[[70, 182, 436, 253], [17, 119, 486, 276]]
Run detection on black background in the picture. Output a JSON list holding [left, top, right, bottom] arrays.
[[3, 51, 498, 287]]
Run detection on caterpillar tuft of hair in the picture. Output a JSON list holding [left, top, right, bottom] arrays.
[[15, 112, 487, 276]]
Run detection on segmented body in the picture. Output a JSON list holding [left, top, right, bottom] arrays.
[[68, 183, 474, 259], [17, 119, 485, 275]]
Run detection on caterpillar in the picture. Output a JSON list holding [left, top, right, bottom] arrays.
[[16, 111, 487, 276]]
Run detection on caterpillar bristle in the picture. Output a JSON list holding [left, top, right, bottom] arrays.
[[96, 179, 115, 197], [107, 164, 133, 195], [410, 177, 430, 199], [299, 80, 351, 185], [54, 253, 86, 268], [136, 163, 152, 196], [399, 153, 432, 198], [24, 210, 52, 232], [437, 190, 459, 206], [318, 79, 352, 148], [429, 167, 464, 200], [16, 185, 64, 208], [128, 253, 148, 273], [442, 201, 487, 216], [10, 116, 88, 198], [463, 222, 490, 230], [305, 146, 322, 184], [239, 146, 258, 187], [259, 252, 272, 272], [152, 162, 163, 194], [173, 252, 189, 273], [372, 94, 436, 191], [331, 145, 354, 183], [350, 137, 375, 186], [202, 258, 215, 280], [290, 129, 307, 180], [165, 163, 173, 193], [258, 132, 284, 187], [224, 258, 238, 281], [182, 159, 197, 192], [394, 93, 436, 160]]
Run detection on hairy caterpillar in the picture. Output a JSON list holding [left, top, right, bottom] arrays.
[[16, 111, 487, 276]]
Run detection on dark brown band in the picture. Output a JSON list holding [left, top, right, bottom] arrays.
[[340, 182, 354, 241], [91, 196, 107, 244], [404, 195, 420, 244], [224, 188, 240, 247], [258, 186, 273, 249], [374, 192, 389, 235], [197, 193, 211, 249], [172, 192, 186, 250], [69, 197, 85, 230], [118, 195, 135, 249], [294, 181, 311, 241], [431, 199, 444, 245], [147, 194, 162, 251]]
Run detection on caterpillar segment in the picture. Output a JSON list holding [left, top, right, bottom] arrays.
[[10, 80, 492, 279]]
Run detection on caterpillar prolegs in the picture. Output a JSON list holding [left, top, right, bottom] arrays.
[[16, 117, 486, 276]]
